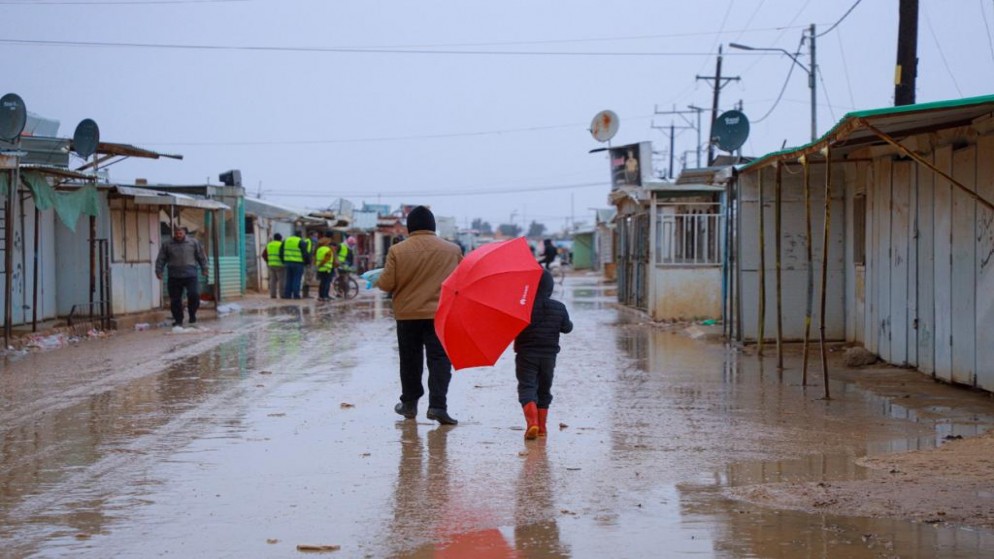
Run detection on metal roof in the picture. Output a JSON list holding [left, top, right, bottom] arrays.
[[112, 185, 229, 210], [740, 94, 994, 172], [244, 197, 310, 221]]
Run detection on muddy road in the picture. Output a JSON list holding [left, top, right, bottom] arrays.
[[1, 277, 993, 558]]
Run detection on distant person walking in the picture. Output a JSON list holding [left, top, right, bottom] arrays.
[[513, 269, 573, 439], [155, 227, 208, 327], [261, 233, 285, 299], [377, 206, 463, 425], [540, 238, 557, 270]]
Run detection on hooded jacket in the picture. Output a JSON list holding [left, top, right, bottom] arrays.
[[514, 270, 573, 357]]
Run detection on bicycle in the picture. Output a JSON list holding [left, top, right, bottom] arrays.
[[539, 258, 569, 285], [334, 265, 360, 300]]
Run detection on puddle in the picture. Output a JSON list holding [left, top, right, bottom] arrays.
[[1, 278, 993, 558]]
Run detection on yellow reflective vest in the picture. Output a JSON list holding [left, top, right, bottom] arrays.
[[315, 246, 334, 273], [266, 240, 283, 267], [337, 244, 349, 264], [282, 236, 305, 263]]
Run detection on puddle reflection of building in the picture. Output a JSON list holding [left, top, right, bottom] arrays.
[[514, 441, 570, 558]]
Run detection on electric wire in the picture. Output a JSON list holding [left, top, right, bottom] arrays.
[[747, 36, 805, 124], [981, 0, 994, 67], [0, 38, 737, 57], [835, 23, 857, 110], [0, 0, 245, 4], [815, 0, 863, 38], [135, 114, 655, 147], [922, 2, 964, 96], [269, 181, 605, 199]]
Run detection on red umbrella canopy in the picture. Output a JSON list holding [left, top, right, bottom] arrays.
[[435, 237, 544, 370]]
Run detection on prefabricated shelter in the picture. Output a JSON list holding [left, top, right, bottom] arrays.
[[139, 183, 246, 301], [730, 94, 994, 393], [0, 134, 186, 338], [101, 185, 229, 318], [609, 185, 650, 310], [646, 181, 725, 321], [594, 208, 617, 278], [243, 197, 312, 293], [571, 227, 595, 270]]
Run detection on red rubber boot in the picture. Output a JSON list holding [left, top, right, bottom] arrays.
[[537, 408, 549, 437], [523, 402, 539, 440]]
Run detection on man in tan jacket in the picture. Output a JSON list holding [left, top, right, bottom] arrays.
[[377, 206, 463, 425]]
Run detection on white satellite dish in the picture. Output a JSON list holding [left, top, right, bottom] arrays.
[[590, 110, 619, 143]]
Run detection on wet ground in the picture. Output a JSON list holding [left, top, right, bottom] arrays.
[[1, 276, 994, 558]]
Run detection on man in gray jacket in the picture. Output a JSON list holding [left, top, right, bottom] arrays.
[[155, 227, 209, 327]]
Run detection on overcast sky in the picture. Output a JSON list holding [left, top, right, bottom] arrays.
[[3, 0, 992, 232]]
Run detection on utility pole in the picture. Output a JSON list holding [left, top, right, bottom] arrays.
[[697, 45, 740, 166], [894, 0, 919, 106], [808, 23, 817, 140], [654, 104, 706, 170]]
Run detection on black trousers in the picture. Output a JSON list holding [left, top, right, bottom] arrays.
[[515, 354, 556, 408], [396, 319, 452, 411], [167, 276, 200, 324]]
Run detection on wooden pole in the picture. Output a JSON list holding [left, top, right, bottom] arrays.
[[757, 168, 766, 356], [775, 163, 784, 370], [31, 204, 39, 332], [801, 156, 813, 385], [819, 147, 833, 399], [3, 169, 13, 345]]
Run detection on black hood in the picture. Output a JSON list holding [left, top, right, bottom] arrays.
[[537, 269, 555, 299]]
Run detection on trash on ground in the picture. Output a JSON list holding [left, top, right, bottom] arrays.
[[216, 303, 242, 315], [296, 544, 341, 553], [134, 323, 150, 331]]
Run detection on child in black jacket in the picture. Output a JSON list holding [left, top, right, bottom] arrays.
[[514, 269, 573, 439]]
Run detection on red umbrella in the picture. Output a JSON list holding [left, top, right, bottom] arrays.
[[435, 237, 543, 370]]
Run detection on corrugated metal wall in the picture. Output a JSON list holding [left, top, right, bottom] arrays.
[[208, 256, 243, 300], [859, 133, 994, 392], [737, 166, 847, 342]]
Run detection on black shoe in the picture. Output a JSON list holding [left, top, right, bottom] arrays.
[[394, 401, 417, 419], [189, 317, 197, 325], [172, 320, 183, 327], [427, 408, 458, 425]]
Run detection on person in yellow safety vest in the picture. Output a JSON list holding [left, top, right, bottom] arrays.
[[337, 242, 350, 268], [279, 232, 310, 299], [261, 233, 285, 299], [314, 231, 337, 301], [301, 231, 319, 299]]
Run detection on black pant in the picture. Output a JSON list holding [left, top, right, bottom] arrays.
[[515, 354, 556, 408], [396, 319, 452, 411], [167, 276, 200, 324]]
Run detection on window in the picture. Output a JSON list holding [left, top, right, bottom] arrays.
[[656, 203, 722, 265]]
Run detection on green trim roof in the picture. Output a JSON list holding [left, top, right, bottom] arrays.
[[740, 94, 994, 172]]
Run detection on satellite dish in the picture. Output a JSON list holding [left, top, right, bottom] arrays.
[[73, 118, 100, 159], [590, 110, 619, 143], [0, 93, 27, 142], [712, 110, 750, 152]]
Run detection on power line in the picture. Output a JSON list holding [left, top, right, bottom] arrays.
[[136, 115, 655, 146], [981, 0, 994, 67], [922, 2, 963, 96], [271, 181, 605, 198], [815, 0, 863, 38], [0, 0, 246, 4], [0, 38, 726, 57]]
